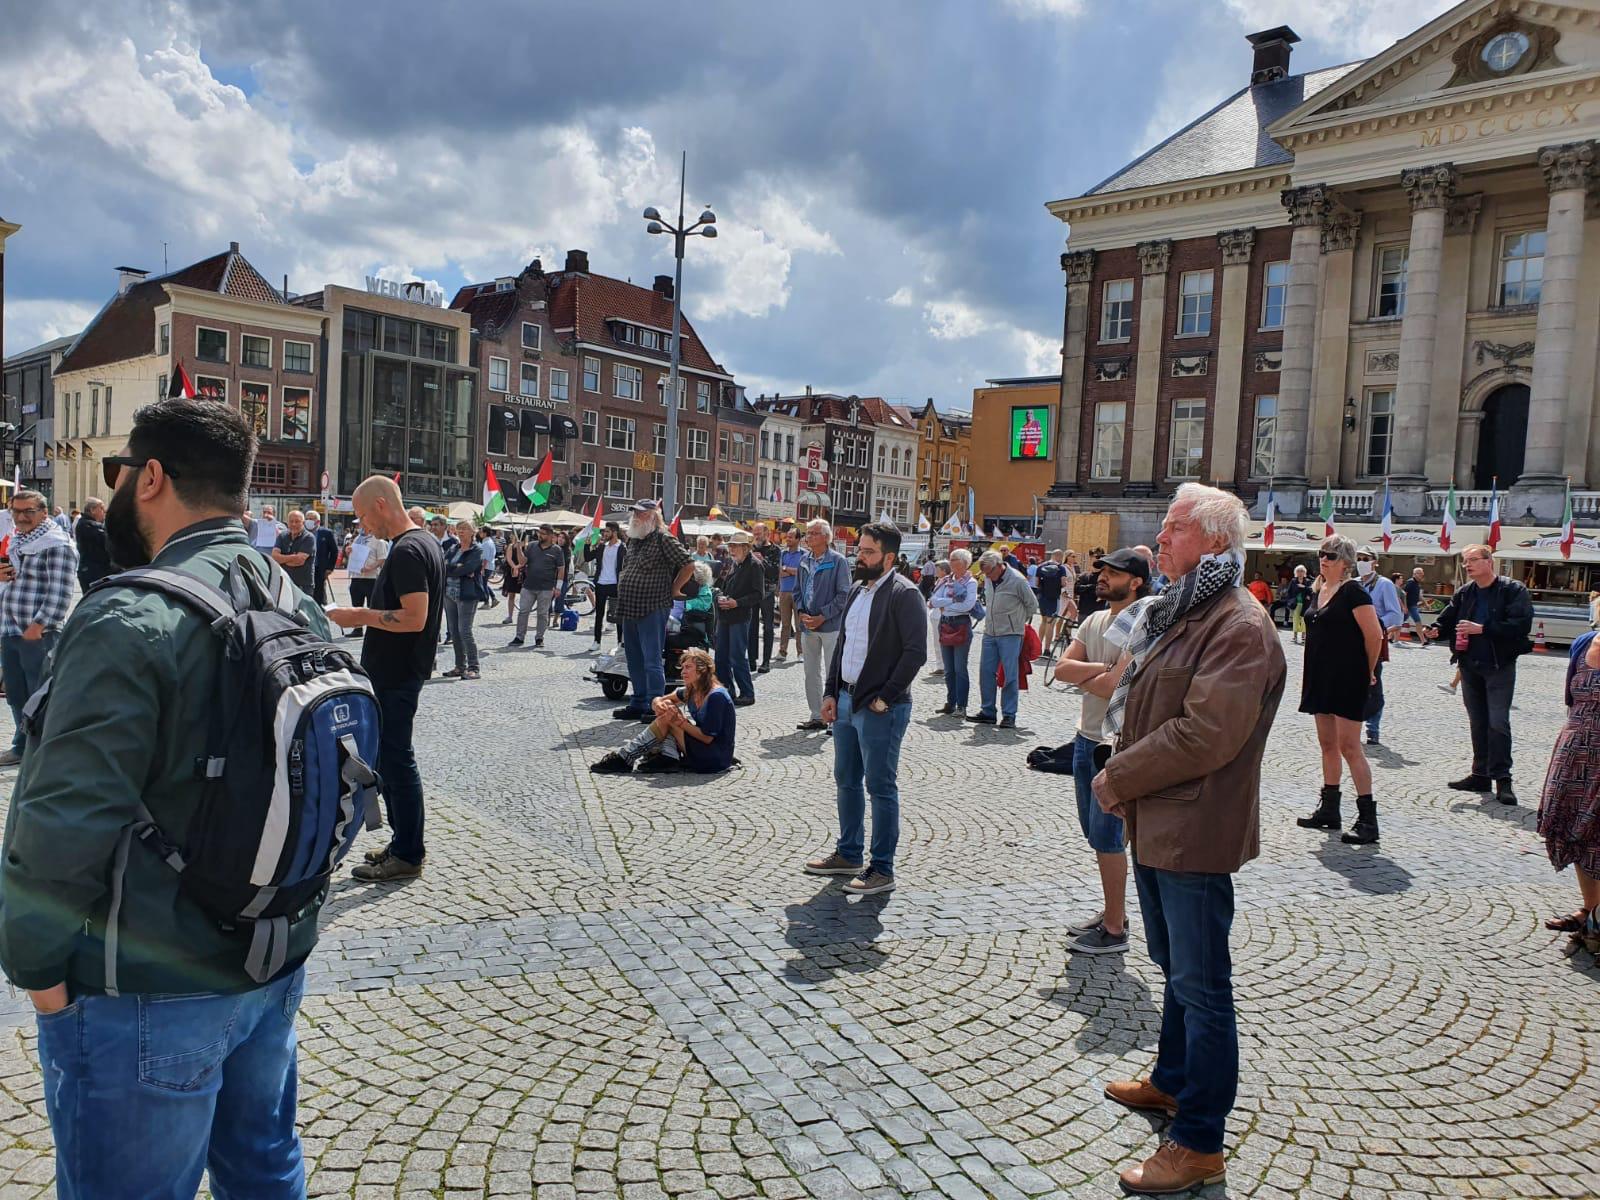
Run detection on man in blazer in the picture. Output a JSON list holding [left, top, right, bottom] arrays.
[[803, 522, 927, 896]]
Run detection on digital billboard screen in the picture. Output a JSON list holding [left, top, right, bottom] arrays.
[[1009, 406, 1052, 461]]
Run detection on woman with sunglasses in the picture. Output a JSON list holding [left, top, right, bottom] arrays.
[[1296, 535, 1384, 844]]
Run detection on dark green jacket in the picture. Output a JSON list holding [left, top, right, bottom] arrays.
[[0, 519, 333, 995]]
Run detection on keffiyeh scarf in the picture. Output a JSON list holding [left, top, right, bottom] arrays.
[[1101, 551, 1242, 745]]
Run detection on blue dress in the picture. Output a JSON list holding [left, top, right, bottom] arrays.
[[682, 685, 736, 773]]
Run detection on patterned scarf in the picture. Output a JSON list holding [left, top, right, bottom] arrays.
[[1102, 552, 1241, 745]]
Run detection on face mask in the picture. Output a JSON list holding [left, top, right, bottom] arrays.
[[1356, 559, 1375, 578], [104, 469, 152, 569]]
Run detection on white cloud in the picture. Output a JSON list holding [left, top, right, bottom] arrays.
[[1220, 0, 1458, 59], [885, 286, 914, 307], [3, 300, 103, 355], [1000, 0, 1085, 18], [924, 299, 992, 341], [1010, 328, 1061, 376]]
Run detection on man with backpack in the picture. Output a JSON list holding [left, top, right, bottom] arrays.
[[327, 474, 446, 879], [0, 398, 349, 1197]]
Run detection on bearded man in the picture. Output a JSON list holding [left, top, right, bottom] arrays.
[[612, 500, 695, 721]]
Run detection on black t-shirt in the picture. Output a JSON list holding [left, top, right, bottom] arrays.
[[1036, 561, 1067, 599], [1404, 578, 1422, 608], [274, 530, 317, 594], [361, 528, 444, 688]]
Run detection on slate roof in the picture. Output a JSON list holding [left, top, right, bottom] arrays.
[[1085, 63, 1361, 197], [755, 393, 885, 427], [3, 334, 77, 367], [858, 396, 917, 433], [57, 247, 287, 375], [546, 270, 727, 376], [450, 286, 522, 336]]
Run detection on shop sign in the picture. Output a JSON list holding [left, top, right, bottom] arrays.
[[364, 276, 444, 307]]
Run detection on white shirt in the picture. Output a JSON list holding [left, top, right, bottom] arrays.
[[598, 540, 622, 586], [839, 572, 886, 686], [251, 518, 282, 550]]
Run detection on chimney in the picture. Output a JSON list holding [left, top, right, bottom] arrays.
[[653, 274, 674, 300], [1247, 26, 1299, 84], [805, 384, 812, 396], [115, 265, 149, 295], [564, 249, 589, 274], [229, 241, 240, 254]]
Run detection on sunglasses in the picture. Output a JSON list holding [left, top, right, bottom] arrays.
[[102, 456, 181, 490], [1318, 551, 1342, 561]]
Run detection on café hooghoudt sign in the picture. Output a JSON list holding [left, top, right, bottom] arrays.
[[1419, 101, 1584, 148]]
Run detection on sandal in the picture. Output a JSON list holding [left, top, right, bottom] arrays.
[[1545, 909, 1590, 933]]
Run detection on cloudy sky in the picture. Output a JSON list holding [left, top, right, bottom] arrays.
[[1, 0, 1456, 410]]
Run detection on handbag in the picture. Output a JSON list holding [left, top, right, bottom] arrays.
[[938, 617, 970, 647]]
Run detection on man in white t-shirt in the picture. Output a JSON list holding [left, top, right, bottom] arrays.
[[584, 522, 626, 649], [1051, 548, 1150, 956]]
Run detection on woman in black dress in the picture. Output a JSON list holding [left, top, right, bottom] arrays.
[[1296, 535, 1384, 844]]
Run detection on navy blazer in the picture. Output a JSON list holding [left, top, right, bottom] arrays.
[[825, 570, 928, 709]]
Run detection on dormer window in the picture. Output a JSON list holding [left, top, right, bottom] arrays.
[[618, 324, 635, 344]]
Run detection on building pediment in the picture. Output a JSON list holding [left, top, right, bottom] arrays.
[[1270, 0, 1600, 145]]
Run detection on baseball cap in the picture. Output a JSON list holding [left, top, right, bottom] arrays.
[[630, 499, 661, 513], [1094, 547, 1151, 582]]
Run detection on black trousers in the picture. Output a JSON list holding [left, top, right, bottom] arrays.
[[1460, 659, 1517, 780], [748, 592, 775, 669], [593, 583, 618, 643]]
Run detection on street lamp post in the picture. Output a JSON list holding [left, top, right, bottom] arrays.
[[643, 151, 716, 516]]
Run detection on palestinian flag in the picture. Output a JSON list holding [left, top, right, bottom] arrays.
[[1263, 487, 1276, 548], [669, 509, 683, 539], [1319, 481, 1335, 538], [1560, 478, 1576, 561], [168, 363, 197, 399], [521, 451, 553, 507], [1439, 480, 1457, 552], [1486, 477, 1502, 552], [573, 499, 603, 555], [482, 461, 507, 522]]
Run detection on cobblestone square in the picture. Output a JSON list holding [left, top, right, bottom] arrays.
[[2, 621, 1598, 1198]]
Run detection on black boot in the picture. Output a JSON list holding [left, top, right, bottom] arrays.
[[1342, 796, 1379, 844], [1297, 785, 1341, 830]]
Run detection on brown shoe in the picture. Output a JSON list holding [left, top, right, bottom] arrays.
[[351, 853, 422, 882], [1118, 1140, 1225, 1195], [1105, 1078, 1178, 1118], [803, 852, 864, 876]]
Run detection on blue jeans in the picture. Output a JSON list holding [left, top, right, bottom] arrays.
[[36, 968, 307, 1199], [1071, 734, 1124, 853], [715, 617, 755, 701], [939, 623, 972, 709], [621, 610, 668, 714], [1134, 863, 1237, 1155], [978, 632, 1022, 719], [377, 680, 425, 864], [832, 689, 912, 876], [1364, 662, 1383, 741], [2, 630, 56, 754]]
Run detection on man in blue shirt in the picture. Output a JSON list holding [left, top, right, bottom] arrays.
[[793, 519, 851, 731], [1356, 549, 1404, 746], [777, 527, 804, 661]]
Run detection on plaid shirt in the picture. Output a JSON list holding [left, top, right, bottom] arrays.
[[616, 530, 691, 622], [2, 522, 80, 636]]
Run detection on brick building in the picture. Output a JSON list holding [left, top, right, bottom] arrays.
[[452, 261, 581, 509], [1041, 4, 1600, 548], [546, 250, 739, 516], [754, 392, 877, 530], [968, 376, 1060, 534], [53, 245, 326, 510], [911, 399, 972, 527]]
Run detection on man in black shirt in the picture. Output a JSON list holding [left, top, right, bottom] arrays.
[[1404, 566, 1427, 645], [748, 522, 780, 675], [73, 496, 114, 589], [305, 510, 340, 605], [271, 509, 316, 595], [326, 476, 444, 881]]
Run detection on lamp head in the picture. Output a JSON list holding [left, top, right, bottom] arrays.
[[701, 226, 718, 239], [697, 209, 716, 225], [646, 221, 665, 235], [642, 207, 662, 221]]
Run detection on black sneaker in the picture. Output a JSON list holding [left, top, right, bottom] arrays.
[[796, 719, 826, 731], [758, 664, 771, 674], [534, 639, 544, 647], [1448, 774, 1491, 792], [1495, 778, 1518, 806], [734, 696, 756, 707], [938, 703, 956, 715], [1069, 923, 1129, 955], [1365, 734, 1380, 746], [635, 753, 680, 774], [968, 712, 997, 725], [590, 752, 634, 774], [998, 715, 1016, 729], [1067, 911, 1105, 936], [613, 706, 646, 720], [508, 638, 525, 647]]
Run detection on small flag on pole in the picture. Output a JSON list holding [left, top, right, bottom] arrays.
[[1319, 479, 1335, 538], [1263, 485, 1276, 549], [940, 513, 961, 535], [168, 363, 197, 399], [1486, 477, 1502, 552], [521, 451, 553, 507], [482, 461, 507, 522], [1380, 478, 1393, 553], [573, 498, 604, 554], [1439, 480, 1457, 552], [1560, 477, 1575, 561], [917, 512, 931, 533]]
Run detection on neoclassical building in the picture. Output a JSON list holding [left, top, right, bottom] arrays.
[[1041, 0, 1600, 548]]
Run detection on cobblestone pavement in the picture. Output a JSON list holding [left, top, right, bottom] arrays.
[[1, 615, 1598, 1198]]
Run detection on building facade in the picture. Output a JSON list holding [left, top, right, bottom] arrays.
[[911, 399, 972, 527], [860, 397, 918, 527], [754, 393, 877, 529], [715, 397, 763, 523], [452, 261, 581, 510], [969, 376, 1061, 534], [1041, 3, 1600, 547], [2, 335, 72, 503], [53, 246, 327, 511], [547, 250, 739, 516], [756, 403, 803, 521]]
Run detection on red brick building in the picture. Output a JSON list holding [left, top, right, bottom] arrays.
[[752, 393, 877, 529]]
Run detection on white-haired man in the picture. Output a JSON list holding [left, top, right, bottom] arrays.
[[971, 548, 1037, 729], [613, 500, 695, 721], [1090, 483, 1286, 1195], [793, 519, 851, 731]]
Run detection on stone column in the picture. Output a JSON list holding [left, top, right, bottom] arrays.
[[1391, 162, 1457, 502], [1276, 184, 1330, 492], [1126, 239, 1171, 494], [1309, 203, 1359, 486], [1523, 141, 1596, 487], [1425, 196, 1478, 484], [1210, 228, 1254, 488], [1050, 249, 1095, 496]]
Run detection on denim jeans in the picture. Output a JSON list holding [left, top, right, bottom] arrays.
[[1364, 662, 1383, 742], [1, 631, 57, 754], [1134, 862, 1237, 1155], [445, 597, 479, 672], [621, 610, 669, 714], [748, 592, 775, 670], [377, 680, 425, 864], [832, 689, 912, 876], [36, 968, 307, 1199], [716, 617, 755, 701], [1072, 734, 1124, 853], [515, 588, 553, 643], [1460, 659, 1517, 779], [940, 630, 972, 710], [978, 632, 1023, 719]]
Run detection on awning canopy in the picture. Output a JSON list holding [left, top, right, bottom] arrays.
[[489, 508, 593, 529], [1246, 521, 1600, 563]]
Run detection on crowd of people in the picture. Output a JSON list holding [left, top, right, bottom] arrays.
[[0, 393, 1597, 1196]]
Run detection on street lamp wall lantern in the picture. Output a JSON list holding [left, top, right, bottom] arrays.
[[643, 151, 717, 515]]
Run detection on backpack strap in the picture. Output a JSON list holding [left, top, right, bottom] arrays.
[[90, 567, 239, 628], [103, 801, 186, 998]]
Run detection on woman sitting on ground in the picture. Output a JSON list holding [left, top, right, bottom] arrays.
[[591, 647, 737, 775]]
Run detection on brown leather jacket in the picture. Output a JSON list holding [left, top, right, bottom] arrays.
[[1103, 586, 1286, 874]]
